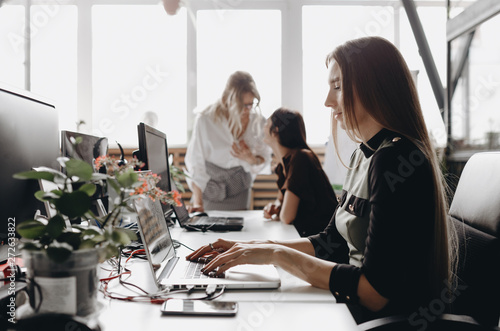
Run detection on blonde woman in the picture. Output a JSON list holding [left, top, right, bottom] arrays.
[[185, 71, 271, 211], [187, 37, 453, 323]]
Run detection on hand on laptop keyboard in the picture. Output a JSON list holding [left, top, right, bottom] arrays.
[[207, 270, 225, 278]]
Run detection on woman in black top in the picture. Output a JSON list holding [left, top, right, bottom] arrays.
[[187, 36, 453, 322], [262, 108, 338, 237]]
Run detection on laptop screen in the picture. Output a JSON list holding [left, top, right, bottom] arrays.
[[169, 178, 190, 225], [134, 197, 175, 273]]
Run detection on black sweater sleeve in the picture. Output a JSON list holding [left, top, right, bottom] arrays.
[[308, 212, 349, 264]]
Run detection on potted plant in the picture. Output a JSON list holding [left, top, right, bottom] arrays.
[[14, 139, 182, 317]]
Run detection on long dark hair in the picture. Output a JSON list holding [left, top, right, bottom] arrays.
[[326, 36, 453, 298], [269, 108, 310, 150]]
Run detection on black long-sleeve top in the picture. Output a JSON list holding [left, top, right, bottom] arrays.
[[276, 149, 338, 237], [308, 129, 436, 320]]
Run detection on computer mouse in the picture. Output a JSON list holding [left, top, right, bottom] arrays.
[[191, 211, 208, 217]]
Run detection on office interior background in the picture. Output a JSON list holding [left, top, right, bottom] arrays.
[[0, 0, 499, 171]]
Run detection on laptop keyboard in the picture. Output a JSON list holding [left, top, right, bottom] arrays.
[[194, 217, 227, 225], [184, 260, 226, 279], [184, 261, 208, 279]]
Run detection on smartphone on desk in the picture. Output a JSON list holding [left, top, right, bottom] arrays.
[[161, 299, 238, 316]]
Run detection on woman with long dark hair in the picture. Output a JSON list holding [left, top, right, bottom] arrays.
[[263, 107, 338, 237], [187, 37, 454, 323]]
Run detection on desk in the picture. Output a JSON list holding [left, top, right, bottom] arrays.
[[97, 210, 359, 330]]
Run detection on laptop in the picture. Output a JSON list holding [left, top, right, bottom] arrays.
[[133, 197, 280, 291], [169, 179, 244, 232], [137, 122, 243, 231]]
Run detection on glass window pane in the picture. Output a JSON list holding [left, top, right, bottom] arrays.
[[400, 6, 447, 147], [31, 5, 77, 133], [197, 10, 281, 119], [302, 5, 394, 145], [451, 15, 500, 151], [92, 5, 187, 147], [0, 5, 25, 89]]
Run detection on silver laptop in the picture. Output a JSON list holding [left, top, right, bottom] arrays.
[[133, 197, 281, 290]]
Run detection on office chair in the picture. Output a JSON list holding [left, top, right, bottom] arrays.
[[359, 152, 500, 331], [448, 152, 500, 326], [359, 314, 500, 331]]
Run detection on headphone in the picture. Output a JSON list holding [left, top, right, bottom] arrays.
[[116, 141, 127, 167]]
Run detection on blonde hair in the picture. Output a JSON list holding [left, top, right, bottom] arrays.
[[326, 36, 455, 298], [207, 71, 261, 140]]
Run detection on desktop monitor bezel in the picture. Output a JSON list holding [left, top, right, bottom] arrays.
[[0, 83, 60, 242], [137, 122, 174, 221]]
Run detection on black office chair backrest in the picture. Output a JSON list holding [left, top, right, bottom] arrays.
[[359, 314, 500, 331], [448, 152, 500, 326]]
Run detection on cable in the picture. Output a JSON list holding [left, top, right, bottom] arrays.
[[172, 239, 195, 251]]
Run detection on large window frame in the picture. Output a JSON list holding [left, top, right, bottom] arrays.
[[4, 0, 457, 146]]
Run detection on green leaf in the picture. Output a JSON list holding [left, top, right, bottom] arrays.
[[91, 173, 108, 181], [82, 228, 102, 237], [79, 183, 96, 196], [46, 242, 73, 263], [56, 232, 82, 250], [115, 227, 137, 241], [34, 190, 60, 202], [45, 215, 66, 238], [65, 159, 93, 181], [106, 177, 121, 195], [117, 168, 138, 188], [54, 191, 91, 219], [111, 228, 132, 246], [17, 220, 46, 239], [79, 239, 98, 250], [13, 170, 55, 181], [103, 243, 119, 260]]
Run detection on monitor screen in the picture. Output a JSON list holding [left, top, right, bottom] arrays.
[[137, 122, 173, 221], [0, 84, 60, 242], [60, 130, 109, 214], [61, 130, 108, 167]]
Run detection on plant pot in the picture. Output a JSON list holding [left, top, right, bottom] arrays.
[[23, 249, 100, 317]]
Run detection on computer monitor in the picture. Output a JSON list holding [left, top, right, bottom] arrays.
[[0, 83, 60, 243], [60, 130, 108, 166], [136, 122, 174, 222], [60, 130, 109, 215]]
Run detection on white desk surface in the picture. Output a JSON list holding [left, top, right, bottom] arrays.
[[98, 300, 359, 331], [96, 210, 359, 330]]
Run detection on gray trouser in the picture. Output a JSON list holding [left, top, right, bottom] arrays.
[[202, 161, 252, 210]]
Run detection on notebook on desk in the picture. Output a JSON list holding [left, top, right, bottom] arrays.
[[170, 179, 244, 232], [133, 197, 280, 291]]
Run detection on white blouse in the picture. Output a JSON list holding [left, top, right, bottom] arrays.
[[184, 106, 272, 192]]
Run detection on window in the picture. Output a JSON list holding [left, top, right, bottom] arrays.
[[196, 9, 281, 119], [0, 5, 25, 89], [92, 5, 187, 147], [31, 5, 77, 133], [450, 14, 500, 151], [302, 5, 394, 144], [399, 6, 447, 147]]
